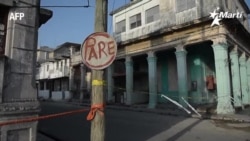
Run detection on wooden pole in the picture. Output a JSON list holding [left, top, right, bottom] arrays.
[[90, 0, 107, 141]]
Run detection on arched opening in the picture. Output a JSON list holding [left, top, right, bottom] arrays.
[[186, 41, 216, 106]]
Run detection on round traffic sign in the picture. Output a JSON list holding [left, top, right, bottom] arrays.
[[81, 32, 117, 70]]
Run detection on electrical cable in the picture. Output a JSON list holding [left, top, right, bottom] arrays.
[[13, 5, 91, 8], [108, 0, 116, 34], [12, 0, 91, 8]]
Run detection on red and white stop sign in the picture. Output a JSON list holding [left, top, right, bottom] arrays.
[[81, 32, 117, 70]]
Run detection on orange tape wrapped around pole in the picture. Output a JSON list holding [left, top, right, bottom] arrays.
[[87, 104, 105, 121]]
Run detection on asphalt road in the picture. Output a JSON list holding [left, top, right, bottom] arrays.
[[38, 102, 250, 141]]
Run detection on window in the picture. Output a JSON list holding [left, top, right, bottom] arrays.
[[130, 13, 141, 29], [40, 82, 44, 90], [146, 6, 159, 24], [0, 7, 8, 55], [115, 20, 126, 33], [176, 0, 196, 12], [225, 0, 228, 9]]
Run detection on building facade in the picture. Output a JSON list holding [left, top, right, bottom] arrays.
[[70, 45, 92, 102], [36, 42, 93, 102], [0, 1, 52, 141], [108, 0, 250, 114], [36, 42, 79, 101]]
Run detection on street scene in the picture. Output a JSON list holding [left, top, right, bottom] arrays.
[[1, 0, 250, 141]]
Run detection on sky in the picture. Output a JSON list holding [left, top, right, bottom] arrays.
[[38, 0, 129, 48], [39, 0, 250, 48]]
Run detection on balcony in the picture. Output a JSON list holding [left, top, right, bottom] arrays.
[[71, 51, 82, 66], [117, 48, 125, 58], [36, 66, 70, 80]]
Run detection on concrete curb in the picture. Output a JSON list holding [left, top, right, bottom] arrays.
[[209, 115, 250, 123]]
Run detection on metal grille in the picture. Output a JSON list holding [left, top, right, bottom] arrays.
[[115, 20, 126, 34], [130, 13, 141, 29], [176, 0, 196, 13], [145, 5, 159, 24]]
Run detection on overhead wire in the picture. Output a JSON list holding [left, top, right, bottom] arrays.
[[13, 5, 91, 8], [12, 0, 91, 8], [108, 0, 116, 34]]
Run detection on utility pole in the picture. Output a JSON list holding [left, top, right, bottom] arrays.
[[89, 0, 107, 141]]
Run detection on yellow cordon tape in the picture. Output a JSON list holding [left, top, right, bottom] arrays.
[[92, 80, 105, 86]]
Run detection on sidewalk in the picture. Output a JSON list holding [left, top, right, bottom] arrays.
[[209, 106, 250, 123], [111, 104, 250, 123], [49, 100, 250, 123]]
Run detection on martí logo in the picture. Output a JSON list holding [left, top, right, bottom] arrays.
[[210, 7, 243, 27]]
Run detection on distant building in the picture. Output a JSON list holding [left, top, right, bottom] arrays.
[[0, 0, 52, 141], [70, 45, 92, 102], [36, 42, 79, 101], [37, 46, 54, 63], [108, 0, 250, 114]]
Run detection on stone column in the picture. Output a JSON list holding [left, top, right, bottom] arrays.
[[147, 51, 157, 108], [229, 46, 242, 107], [80, 64, 86, 102], [0, 56, 5, 103], [107, 64, 114, 103], [239, 53, 249, 105], [125, 56, 133, 105], [0, 0, 48, 140], [69, 67, 75, 98], [247, 58, 250, 104], [175, 45, 188, 107], [212, 38, 234, 114]]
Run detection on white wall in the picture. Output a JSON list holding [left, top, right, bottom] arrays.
[[113, 0, 159, 31], [51, 91, 63, 101], [38, 90, 50, 99], [51, 91, 71, 101], [64, 91, 71, 100]]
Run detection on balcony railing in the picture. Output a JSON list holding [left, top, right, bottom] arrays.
[[71, 51, 82, 66], [36, 66, 70, 80], [117, 48, 125, 57]]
